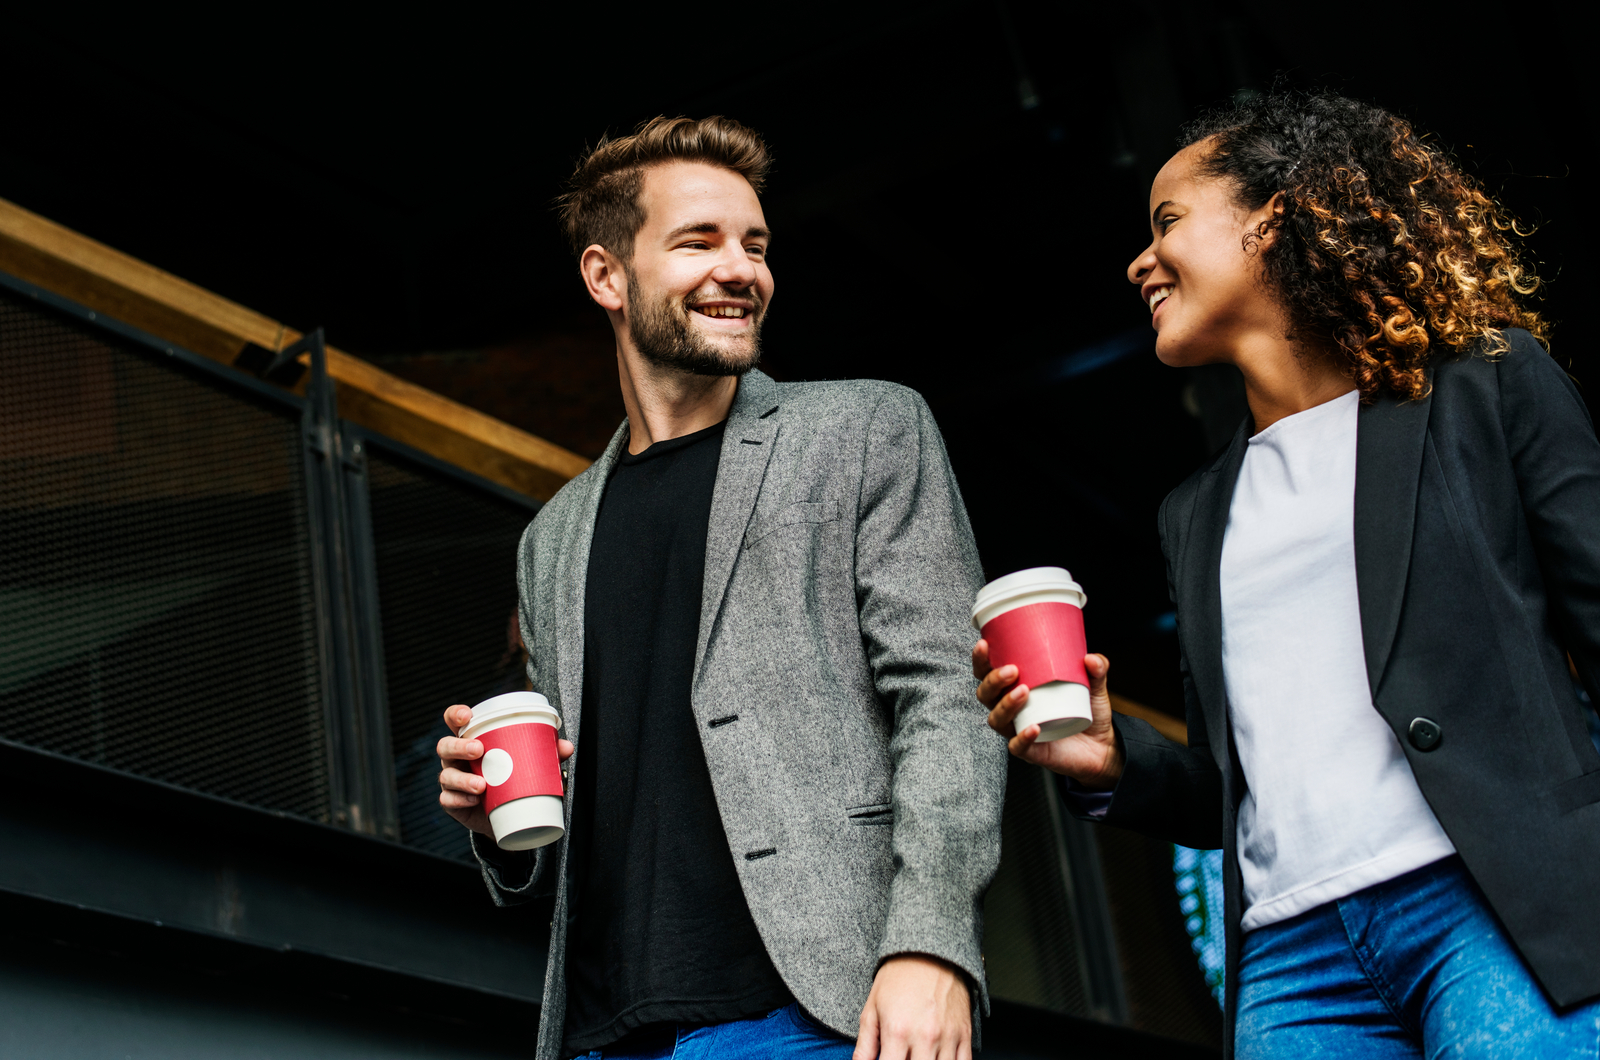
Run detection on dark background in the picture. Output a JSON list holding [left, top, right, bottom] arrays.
[[6, 1, 1592, 716]]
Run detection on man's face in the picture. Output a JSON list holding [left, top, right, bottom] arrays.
[[622, 161, 774, 376]]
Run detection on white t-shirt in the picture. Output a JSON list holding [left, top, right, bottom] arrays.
[[1221, 390, 1455, 931]]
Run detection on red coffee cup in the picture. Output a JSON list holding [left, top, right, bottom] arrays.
[[973, 567, 1090, 742], [459, 691, 565, 850]]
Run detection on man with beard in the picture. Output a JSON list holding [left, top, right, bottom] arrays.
[[436, 116, 1003, 1060]]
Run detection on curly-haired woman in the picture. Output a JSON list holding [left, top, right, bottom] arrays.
[[979, 91, 1600, 1056]]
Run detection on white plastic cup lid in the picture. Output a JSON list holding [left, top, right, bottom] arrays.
[[460, 691, 558, 739], [972, 566, 1086, 628]]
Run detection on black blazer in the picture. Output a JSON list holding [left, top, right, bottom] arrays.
[[1093, 330, 1600, 1053]]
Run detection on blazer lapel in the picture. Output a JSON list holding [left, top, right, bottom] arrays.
[[694, 370, 780, 685], [1353, 386, 1433, 700], [553, 419, 630, 744], [1182, 420, 1250, 747]]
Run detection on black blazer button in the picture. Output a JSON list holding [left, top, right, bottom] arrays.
[[1408, 717, 1442, 751]]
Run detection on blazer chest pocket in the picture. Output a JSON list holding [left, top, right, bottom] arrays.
[[847, 803, 894, 826], [743, 500, 840, 549]]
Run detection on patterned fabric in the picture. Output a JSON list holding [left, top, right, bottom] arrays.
[[475, 371, 1006, 1060]]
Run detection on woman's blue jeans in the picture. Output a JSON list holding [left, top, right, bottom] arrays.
[[577, 1003, 855, 1059], [1237, 856, 1600, 1058]]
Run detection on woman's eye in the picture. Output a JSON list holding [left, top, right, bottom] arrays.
[[1158, 216, 1177, 232]]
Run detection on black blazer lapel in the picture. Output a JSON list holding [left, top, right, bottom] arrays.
[[1181, 420, 1251, 746], [1354, 386, 1433, 700]]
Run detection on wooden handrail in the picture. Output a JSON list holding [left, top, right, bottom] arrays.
[[0, 196, 590, 501]]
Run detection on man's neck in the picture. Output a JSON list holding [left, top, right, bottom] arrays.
[[616, 346, 741, 455]]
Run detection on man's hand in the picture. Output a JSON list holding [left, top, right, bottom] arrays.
[[437, 703, 574, 835], [974, 642, 1123, 790], [855, 954, 971, 1060]]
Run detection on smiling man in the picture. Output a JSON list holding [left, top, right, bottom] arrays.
[[435, 116, 1004, 1060]]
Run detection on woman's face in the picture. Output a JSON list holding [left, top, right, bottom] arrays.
[[1127, 142, 1283, 368]]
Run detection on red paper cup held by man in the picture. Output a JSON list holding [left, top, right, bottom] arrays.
[[459, 691, 565, 851], [973, 567, 1091, 742]]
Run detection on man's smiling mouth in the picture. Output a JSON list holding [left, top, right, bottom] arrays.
[[692, 305, 748, 318]]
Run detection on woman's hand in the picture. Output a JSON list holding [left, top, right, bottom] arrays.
[[974, 641, 1124, 790]]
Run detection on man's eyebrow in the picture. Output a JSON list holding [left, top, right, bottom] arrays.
[[666, 221, 721, 240], [664, 221, 774, 242], [1151, 200, 1175, 225]]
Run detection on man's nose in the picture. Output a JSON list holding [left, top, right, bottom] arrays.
[[711, 244, 758, 288], [1128, 243, 1157, 285]]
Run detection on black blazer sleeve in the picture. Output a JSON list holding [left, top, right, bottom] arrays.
[[1091, 489, 1225, 850], [1498, 333, 1600, 707]]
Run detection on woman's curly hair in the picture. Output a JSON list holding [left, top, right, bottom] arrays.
[[1180, 91, 1547, 400]]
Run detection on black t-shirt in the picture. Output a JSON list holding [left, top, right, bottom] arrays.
[[562, 421, 790, 1056]]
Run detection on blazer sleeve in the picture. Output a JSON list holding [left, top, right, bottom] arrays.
[[470, 519, 556, 906], [853, 388, 1006, 1002], [1497, 334, 1600, 707], [1089, 488, 1226, 850]]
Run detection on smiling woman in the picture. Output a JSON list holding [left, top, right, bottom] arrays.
[[1179, 94, 1547, 400], [978, 89, 1600, 1060]]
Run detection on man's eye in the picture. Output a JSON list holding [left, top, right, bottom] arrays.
[[746, 246, 766, 256]]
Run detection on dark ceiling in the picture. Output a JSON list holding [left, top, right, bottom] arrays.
[[7, 2, 1594, 714]]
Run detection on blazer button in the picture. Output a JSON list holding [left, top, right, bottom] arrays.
[[1408, 717, 1442, 752]]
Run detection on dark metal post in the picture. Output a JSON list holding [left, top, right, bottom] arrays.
[[292, 330, 396, 838], [1044, 768, 1130, 1024]]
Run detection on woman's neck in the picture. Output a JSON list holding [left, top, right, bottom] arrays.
[[1233, 331, 1356, 435]]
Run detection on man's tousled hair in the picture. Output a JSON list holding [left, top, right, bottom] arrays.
[[557, 115, 772, 264]]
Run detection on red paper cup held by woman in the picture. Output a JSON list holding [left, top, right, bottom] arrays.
[[459, 691, 565, 851], [973, 567, 1090, 742]]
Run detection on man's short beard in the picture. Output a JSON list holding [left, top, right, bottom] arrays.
[[627, 279, 763, 378]]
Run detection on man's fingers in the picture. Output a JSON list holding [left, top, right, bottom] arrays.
[[557, 738, 575, 762], [439, 788, 481, 810], [439, 765, 485, 796], [854, 1002, 881, 1060], [436, 736, 484, 762], [442, 703, 473, 734]]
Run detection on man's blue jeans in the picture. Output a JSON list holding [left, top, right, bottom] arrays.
[[1236, 855, 1600, 1058], [577, 1003, 856, 1059]]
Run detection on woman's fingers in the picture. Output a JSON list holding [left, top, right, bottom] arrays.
[[985, 683, 1029, 735], [558, 738, 575, 761], [1008, 722, 1043, 759], [971, 640, 992, 680], [1084, 653, 1114, 725], [976, 664, 1020, 710]]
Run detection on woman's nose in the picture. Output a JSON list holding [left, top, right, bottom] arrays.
[[1128, 244, 1157, 285]]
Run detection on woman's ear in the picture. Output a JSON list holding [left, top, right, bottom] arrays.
[[1245, 191, 1287, 255], [580, 245, 626, 312]]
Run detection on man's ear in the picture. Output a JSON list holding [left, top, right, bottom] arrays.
[[580, 245, 626, 312]]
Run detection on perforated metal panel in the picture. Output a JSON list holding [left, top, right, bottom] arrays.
[[0, 289, 331, 820], [365, 445, 537, 861]]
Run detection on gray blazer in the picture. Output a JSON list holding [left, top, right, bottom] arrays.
[[472, 369, 1006, 1058]]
